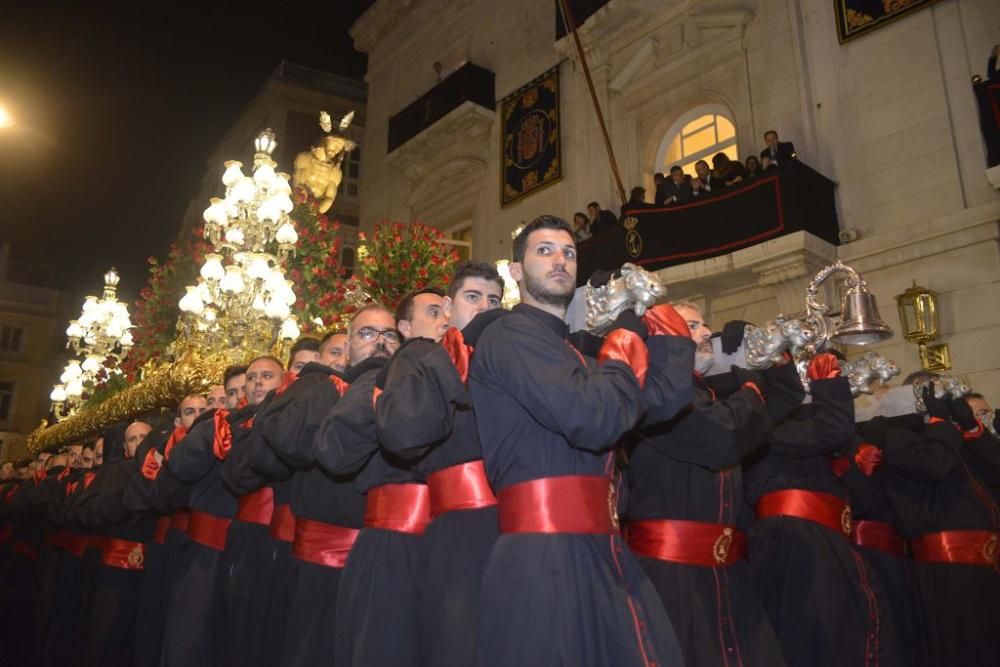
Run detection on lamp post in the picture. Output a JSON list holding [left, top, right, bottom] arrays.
[[895, 280, 951, 371]]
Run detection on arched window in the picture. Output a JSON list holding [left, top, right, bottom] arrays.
[[655, 105, 738, 176]]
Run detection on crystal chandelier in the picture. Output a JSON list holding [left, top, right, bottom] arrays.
[[50, 267, 134, 420], [176, 129, 301, 359]]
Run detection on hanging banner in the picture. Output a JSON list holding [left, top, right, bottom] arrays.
[[834, 0, 942, 43], [501, 65, 562, 206]]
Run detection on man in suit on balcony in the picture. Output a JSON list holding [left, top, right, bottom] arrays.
[[656, 166, 693, 206], [759, 130, 797, 166], [587, 202, 619, 236]]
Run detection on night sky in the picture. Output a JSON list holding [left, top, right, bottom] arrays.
[[0, 3, 371, 310]]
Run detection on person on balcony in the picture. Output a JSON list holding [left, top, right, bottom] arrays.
[[712, 152, 746, 187], [694, 160, 724, 195], [572, 212, 592, 243], [656, 165, 693, 206], [587, 201, 619, 236], [759, 130, 797, 166], [623, 186, 652, 215], [744, 155, 762, 180]]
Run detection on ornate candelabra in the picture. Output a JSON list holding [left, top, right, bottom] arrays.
[[50, 268, 134, 420], [175, 129, 301, 361]]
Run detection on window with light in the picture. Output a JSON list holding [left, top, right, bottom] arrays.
[[656, 108, 738, 177]]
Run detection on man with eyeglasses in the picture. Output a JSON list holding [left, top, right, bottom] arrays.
[[248, 304, 397, 667], [467, 215, 696, 667], [372, 262, 503, 665], [316, 289, 448, 667]]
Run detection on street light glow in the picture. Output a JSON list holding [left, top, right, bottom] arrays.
[[0, 105, 13, 128]]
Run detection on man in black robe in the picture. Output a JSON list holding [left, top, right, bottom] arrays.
[[316, 296, 440, 667], [217, 353, 316, 667], [161, 361, 271, 667], [625, 311, 796, 667], [263, 305, 394, 667], [38, 449, 93, 667], [468, 215, 694, 666], [0, 457, 38, 667], [745, 353, 897, 666], [124, 394, 207, 667], [876, 383, 1000, 666], [375, 261, 504, 666], [73, 419, 155, 666], [28, 450, 74, 662]]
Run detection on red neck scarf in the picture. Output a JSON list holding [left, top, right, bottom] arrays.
[[163, 424, 188, 461], [212, 409, 233, 460], [441, 327, 472, 384]]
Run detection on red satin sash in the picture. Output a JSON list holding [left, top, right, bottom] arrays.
[[910, 530, 999, 566], [851, 519, 905, 556], [626, 519, 747, 566], [153, 516, 171, 545], [441, 327, 471, 384], [187, 510, 231, 551], [85, 535, 106, 553], [163, 424, 188, 461], [364, 483, 431, 535], [169, 511, 191, 533], [498, 475, 618, 535], [291, 517, 360, 568], [141, 448, 161, 481], [67, 534, 88, 558], [101, 538, 146, 570], [597, 329, 648, 388], [756, 489, 852, 536], [277, 371, 298, 395], [235, 487, 274, 526], [330, 375, 350, 396], [269, 504, 296, 543], [12, 541, 38, 560], [212, 409, 233, 460], [47, 529, 75, 551], [427, 460, 497, 518]]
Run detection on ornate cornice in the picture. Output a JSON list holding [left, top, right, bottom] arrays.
[[350, 0, 423, 53]]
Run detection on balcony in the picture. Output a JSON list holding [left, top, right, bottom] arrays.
[[387, 62, 496, 153], [577, 161, 841, 285]]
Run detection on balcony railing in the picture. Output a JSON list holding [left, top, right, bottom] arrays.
[[387, 62, 496, 153], [577, 161, 840, 284]]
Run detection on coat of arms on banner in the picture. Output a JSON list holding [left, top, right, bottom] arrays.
[[501, 65, 561, 206]]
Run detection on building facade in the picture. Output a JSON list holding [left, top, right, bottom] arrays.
[[352, 0, 1000, 398], [0, 244, 64, 460]]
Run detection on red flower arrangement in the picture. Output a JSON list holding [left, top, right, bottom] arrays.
[[358, 221, 461, 311]]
